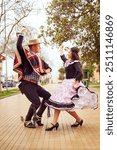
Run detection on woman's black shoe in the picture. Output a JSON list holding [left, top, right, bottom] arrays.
[[45, 122, 59, 131], [71, 119, 83, 127]]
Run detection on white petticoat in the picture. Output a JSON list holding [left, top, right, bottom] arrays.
[[45, 79, 98, 110], [72, 86, 98, 109]]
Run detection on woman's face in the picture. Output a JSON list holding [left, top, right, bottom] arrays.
[[68, 50, 72, 59]]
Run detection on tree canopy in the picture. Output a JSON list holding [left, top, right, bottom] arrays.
[[40, 0, 100, 67], [0, 0, 36, 56]]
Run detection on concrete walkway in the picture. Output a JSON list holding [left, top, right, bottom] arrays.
[[0, 83, 100, 150]]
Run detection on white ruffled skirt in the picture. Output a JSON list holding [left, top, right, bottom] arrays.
[[45, 79, 98, 110]]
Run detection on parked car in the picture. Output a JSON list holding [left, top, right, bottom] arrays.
[[2, 80, 16, 88]]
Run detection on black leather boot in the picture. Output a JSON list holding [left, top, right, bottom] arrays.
[[33, 115, 44, 126], [24, 121, 36, 128]]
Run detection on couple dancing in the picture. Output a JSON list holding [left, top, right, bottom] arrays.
[[13, 30, 92, 131]]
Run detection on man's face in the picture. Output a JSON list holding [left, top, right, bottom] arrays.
[[30, 43, 41, 53]]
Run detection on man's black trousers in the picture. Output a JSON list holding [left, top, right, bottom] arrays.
[[18, 80, 51, 121]]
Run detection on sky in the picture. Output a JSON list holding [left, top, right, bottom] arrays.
[[2, 0, 64, 80]]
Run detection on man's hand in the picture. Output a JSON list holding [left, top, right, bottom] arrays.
[[45, 68, 51, 73], [21, 26, 27, 34]]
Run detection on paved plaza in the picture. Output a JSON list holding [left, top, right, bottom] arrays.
[[0, 83, 100, 150]]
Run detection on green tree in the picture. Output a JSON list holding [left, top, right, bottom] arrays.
[[40, 0, 100, 68], [83, 62, 96, 79], [58, 67, 65, 80]]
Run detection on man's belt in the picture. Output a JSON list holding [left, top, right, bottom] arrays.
[[23, 78, 37, 84]]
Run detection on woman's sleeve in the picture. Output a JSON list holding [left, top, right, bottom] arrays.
[[60, 54, 67, 63], [74, 62, 83, 81]]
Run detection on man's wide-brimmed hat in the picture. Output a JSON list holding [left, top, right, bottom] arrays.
[[28, 39, 40, 46]]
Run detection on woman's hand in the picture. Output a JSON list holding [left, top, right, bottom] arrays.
[[59, 45, 64, 55]]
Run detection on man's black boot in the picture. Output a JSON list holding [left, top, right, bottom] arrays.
[[24, 121, 36, 128], [33, 115, 44, 126]]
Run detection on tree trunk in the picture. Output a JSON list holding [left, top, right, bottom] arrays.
[[0, 61, 2, 93]]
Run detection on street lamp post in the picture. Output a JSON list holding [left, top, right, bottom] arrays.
[[4, 1, 8, 91]]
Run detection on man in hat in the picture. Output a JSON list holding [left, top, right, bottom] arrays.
[[13, 29, 51, 128]]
